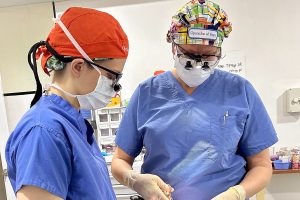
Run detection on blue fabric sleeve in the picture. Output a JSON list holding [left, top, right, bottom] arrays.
[[14, 125, 72, 198], [238, 81, 278, 157], [115, 86, 144, 158]]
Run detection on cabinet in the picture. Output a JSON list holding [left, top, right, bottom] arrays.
[[93, 106, 143, 199], [94, 107, 126, 147]]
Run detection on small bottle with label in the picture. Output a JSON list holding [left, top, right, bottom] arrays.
[[291, 154, 300, 169]]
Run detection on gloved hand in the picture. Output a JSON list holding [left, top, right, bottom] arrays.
[[211, 185, 246, 200], [124, 170, 174, 200]]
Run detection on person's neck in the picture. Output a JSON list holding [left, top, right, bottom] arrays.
[[47, 84, 80, 110], [171, 68, 197, 95]]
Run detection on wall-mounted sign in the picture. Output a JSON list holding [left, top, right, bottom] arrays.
[[216, 51, 246, 78]]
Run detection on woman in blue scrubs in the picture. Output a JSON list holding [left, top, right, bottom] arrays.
[[5, 7, 129, 200], [112, 1, 278, 200]]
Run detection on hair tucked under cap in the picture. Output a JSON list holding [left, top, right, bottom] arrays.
[[37, 7, 129, 75], [166, 0, 232, 47], [29, 7, 129, 107]]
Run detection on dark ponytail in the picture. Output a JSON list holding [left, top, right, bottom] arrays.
[[28, 41, 47, 107], [28, 41, 74, 107]]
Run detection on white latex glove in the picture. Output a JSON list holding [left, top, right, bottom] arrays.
[[124, 170, 174, 200], [211, 185, 246, 200]]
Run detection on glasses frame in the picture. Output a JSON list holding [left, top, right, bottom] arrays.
[[84, 59, 123, 84], [44, 41, 123, 92], [175, 44, 222, 63]]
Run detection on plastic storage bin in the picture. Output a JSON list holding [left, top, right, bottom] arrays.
[[98, 124, 110, 137], [96, 109, 109, 124], [109, 108, 121, 123], [273, 160, 291, 170], [110, 123, 119, 136]]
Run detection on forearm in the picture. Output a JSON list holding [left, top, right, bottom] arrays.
[[111, 156, 133, 186], [239, 163, 272, 198]]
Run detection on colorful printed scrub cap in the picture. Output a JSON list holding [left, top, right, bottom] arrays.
[[167, 0, 232, 47]]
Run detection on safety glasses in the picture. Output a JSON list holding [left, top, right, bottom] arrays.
[[174, 44, 222, 70], [51, 16, 123, 92], [43, 41, 123, 92], [84, 59, 123, 92], [176, 44, 221, 63]]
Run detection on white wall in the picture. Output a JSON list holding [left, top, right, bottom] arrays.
[[4, 94, 33, 133], [1, 0, 299, 199], [0, 2, 52, 94], [0, 75, 9, 182], [57, 0, 300, 199], [0, 3, 54, 199], [0, 75, 16, 200], [56, 0, 300, 142]]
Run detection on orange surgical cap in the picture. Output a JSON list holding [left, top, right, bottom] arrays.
[[39, 7, 129, 74]]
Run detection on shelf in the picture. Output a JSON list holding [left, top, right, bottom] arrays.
[[273, 168, 300, 174], [97, 106, 126, 110]]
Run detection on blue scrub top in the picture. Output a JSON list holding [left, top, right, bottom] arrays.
[[5, 94, 116, 200], [116, 70, 278, 200]]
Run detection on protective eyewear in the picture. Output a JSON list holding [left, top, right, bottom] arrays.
[[175, 44, 221, 70], [51, 16, 123, 92], [44, 41, 123, 92], [84, 59, 123, 92]]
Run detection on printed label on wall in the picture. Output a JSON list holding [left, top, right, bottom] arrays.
[[216, 51, 246, 77]]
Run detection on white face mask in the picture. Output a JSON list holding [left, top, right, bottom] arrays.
[[174, 56, 215, 87], [50, 15, 117, 110], [50, 76, 116, 110]]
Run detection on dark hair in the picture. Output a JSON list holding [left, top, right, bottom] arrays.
[[28, 41, 74, 107]]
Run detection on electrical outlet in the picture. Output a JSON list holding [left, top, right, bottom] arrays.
[[286, 88, 300, 113]]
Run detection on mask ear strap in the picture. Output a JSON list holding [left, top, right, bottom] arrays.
[[28, 41, 47, 107], [49, 84, 77, 98]]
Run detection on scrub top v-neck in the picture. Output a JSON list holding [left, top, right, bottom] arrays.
[[6, 94, 116, 200], [167, 69, 215, 98], [116, 70, 277, 200]]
